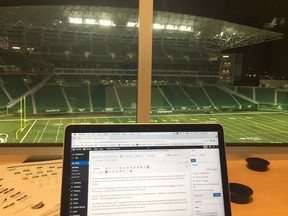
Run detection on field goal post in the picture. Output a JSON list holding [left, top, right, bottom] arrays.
[[16, 97, 27, 139]]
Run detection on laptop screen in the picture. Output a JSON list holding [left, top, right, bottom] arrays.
[[61, 124, 231, 216]]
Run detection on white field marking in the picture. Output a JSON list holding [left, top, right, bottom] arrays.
[[38, 119, 50, 143], [240, 137, 262, 141], [150, 119, 158, 123], [190, 118, 199, 121], [20, 120, 37, 143], [33, 131, 40, 143], [55, 119, 62, 143], [116, 117, 122, 123]]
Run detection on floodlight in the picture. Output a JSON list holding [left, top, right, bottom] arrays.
[[127, 22, 138, 27], [153, 23, 165, 30], [99, 19, 114, 26], [166, 25, 178, 30], [179, 25, 192, 32], [69, 17, 83, 24], [84, 18, 96, 25], [12, 46, 21, 50]]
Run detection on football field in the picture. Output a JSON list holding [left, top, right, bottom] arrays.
[[0, 111, 287, 144]]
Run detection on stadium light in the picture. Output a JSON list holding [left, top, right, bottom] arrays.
[[222, 55, 230, 58], [69, 17, 83, 24], [179, 25, 192, 32], [166, 24, 178, 30], [127, 22, 138, 27], [153, 23, 165, 30], [220, 31, 224, 36], [99, 19, 115, 26], [84, 18, 96, 25], [12, 46, 21, 50]]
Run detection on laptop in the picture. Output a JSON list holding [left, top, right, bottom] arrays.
[[61, 124, 231, 216]]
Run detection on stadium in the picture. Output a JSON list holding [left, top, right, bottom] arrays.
[[0, 3, 287, 144]]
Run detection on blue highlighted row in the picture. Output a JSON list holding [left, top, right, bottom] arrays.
[[71, 161, 89, 166]]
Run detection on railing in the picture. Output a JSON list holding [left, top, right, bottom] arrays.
[[54, 67, 219, 77]]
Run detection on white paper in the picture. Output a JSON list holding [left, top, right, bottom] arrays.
[[0, 160, 62, 216]]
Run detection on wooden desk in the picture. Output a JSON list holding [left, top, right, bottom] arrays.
[[0, 155, 29, 165], [227, 154, 288, 216], [0, 153, 287, 215]]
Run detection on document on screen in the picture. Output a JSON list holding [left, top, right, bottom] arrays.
[[88, 150, 193, 216]]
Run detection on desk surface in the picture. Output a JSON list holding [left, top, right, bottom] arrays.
[[227, 154, 288, 216], [1, 153, 288, 216]]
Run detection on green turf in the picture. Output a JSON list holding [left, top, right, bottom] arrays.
[[0, 111, 287, 144]]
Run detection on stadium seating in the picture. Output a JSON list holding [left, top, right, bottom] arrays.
[[0, 75, 28, 99], [277, 91, 288, 104], [0, 51, 28, 67], [68, 54, 88, 62], [236, 86, 254, 98], [178, 76, 198, 84], [71, 45, 90, 54], [199, 77, 219, 84], [34, 85, 67, 113], [0, 87, 10, 107], [41, 53, 67, 63], [203, 86, 239, 108], [90, 84, 108, 111], [103, 86, 121, 111], [107, 41, 129, 60], [151, 86, 172, 110], [255, 87, 275, 104], [56, 75, 83, 84], [93, 40, 108, 56], [159, 85, 196, 109], [164, 48, 182, 57], [64, 85, 90, 112], [0, 40, 287, 115], [182, 86, 212, 108], [1, 71, 287, 114], [277, 90, 288, 109], [152, 44, 166, 58], [49, 45, 70, 54], [115, 86, 137, 110]]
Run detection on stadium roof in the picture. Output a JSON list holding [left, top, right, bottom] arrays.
[[0, 5, 284, 52]]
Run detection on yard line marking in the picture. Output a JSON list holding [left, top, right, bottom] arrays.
[[194, 114, 250, 143], [20, 120, 37, 143], [33, 131, 40, 143], [55, 118, 62, 143], [257, 114, 288, 127], [38, 119, 50, 143], [233, 116, 277, 142]]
